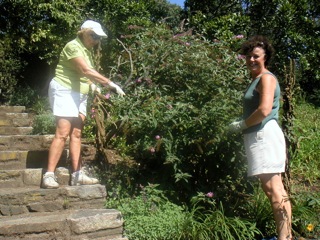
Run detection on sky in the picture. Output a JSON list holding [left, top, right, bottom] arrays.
[[168, 0, 185, 8]]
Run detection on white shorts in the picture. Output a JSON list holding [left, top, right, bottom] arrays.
[[244, 120, 286, 177], [48, 79, 88, 117]]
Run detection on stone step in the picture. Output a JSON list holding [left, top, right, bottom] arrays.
[[0, 167, 83, 188], [0, 135, 54, 151], [0, 183, 107, 216], [0, 208, 127, 240], [0, 135, 95, 155], [0, 106, 26, 114], [0, 113, 32, 127], [0, 126, 33, 135], [0, 150, 69, 170]]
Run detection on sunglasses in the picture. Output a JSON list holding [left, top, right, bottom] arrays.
[[90, 33, 101, 41]]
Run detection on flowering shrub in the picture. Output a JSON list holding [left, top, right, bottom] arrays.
[[95, 24, 249, 206]]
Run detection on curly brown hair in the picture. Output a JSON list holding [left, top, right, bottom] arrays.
[[240, 35, 275, 67]]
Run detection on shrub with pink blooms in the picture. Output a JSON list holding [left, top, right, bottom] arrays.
[[91, 29, 265, 238], [93, 24, 249, 207]]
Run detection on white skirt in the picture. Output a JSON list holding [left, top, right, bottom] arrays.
[[244, 119, 286, 177], [48, 79, 88, 117]]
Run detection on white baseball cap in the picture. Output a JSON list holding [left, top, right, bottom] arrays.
[[81, 20, 108, 38]]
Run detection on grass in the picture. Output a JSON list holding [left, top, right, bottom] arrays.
[[290, 100, 320, 184], [289, 100, 320, 238]]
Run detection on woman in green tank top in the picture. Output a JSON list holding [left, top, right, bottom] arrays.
[[229, 35, 292, 240]]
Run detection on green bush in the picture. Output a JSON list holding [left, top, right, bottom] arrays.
[[32, 112, 55, 135], [94, 24, 249, 205], [8, 85, 50, 114], [0, 38, 23, 104]]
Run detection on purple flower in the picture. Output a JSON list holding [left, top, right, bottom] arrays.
[[136, 78, 142, 83], [206, 192, 214, 198], [155, 135, 161, 140], [150, 147, 155, 153], [234, 35, 244, 39], [237, 54, 246, 60]]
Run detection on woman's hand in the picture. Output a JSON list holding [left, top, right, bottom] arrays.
[[109, 82, 125, 96]]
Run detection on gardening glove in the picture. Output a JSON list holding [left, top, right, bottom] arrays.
[[109, 82, 125, 96], [90, 83, 101, 94], [228, 120, 247, 133]]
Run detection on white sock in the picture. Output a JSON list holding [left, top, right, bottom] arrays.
[[45, 171, 54, 176]]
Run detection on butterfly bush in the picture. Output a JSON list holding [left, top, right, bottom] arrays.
[[96, 24, 249, 205]]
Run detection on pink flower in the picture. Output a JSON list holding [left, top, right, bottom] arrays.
[[150, 147, 155, 153], [237, 54, 246, 60], [234, 35, 244, 39], [91, 108, 95, 113], [105, 93, 111, 99], [206, 192, 214, 198], [155, 135, 161, 140]]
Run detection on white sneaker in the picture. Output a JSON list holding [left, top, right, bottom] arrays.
[[42, 173, 59, 189], [71, 171, 99, 186]]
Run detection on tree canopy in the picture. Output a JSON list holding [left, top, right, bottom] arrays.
[[1, 0, 319, 101]]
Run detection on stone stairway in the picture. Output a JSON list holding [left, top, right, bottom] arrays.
[[0, 106, 127, 240]]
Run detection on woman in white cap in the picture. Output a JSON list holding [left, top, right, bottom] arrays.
[[42, 20, 125, 188]]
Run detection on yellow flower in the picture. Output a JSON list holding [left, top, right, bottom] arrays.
[[306, 223, 314, 232]]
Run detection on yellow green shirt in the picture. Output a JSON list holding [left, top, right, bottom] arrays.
[[54, 37, 94, 94]]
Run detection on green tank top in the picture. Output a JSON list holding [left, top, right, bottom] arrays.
[[243, 72, 280, 134]]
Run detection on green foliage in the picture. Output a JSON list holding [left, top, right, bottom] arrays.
[[1, 0, 91, 64], [290, 101, 320, 183], [106, 184, 261, 240], [0, 38, 23, 103], [184, 191, 261, 240], [106, 183, 186, 240], [187, 11, 250, 42], [185, 0, 250, 41], [96, 24, 250, 204], [32, 112, 55, 135], [291, 192, 320, 238], [91, 0, 184, 75], [243, 0, 320, 99], [8, 85, 50, 113], [241, 183, 275, 237], [82, 116, 96, 142], [185, 0, 320, 103], [9, 84, 54, 134]]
